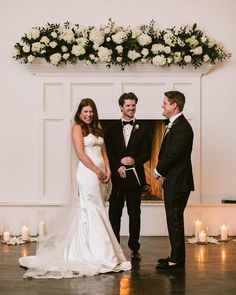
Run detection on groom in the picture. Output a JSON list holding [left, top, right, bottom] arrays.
[[104, 92, 151, 261], [154, 90, 194, 271]]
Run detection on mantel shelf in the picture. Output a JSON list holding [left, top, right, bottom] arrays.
[[24, 61, 213, 77]]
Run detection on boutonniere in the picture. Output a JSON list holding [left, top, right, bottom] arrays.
[[132, 123, 139, 134], [164, 122, 173, 136]]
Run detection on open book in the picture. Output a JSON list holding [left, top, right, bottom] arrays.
[[119, 167, 141, 189]]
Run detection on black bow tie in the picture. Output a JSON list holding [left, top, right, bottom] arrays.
[[123, 120, 134, 126]]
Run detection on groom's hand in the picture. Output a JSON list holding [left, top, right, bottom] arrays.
[[121, 157, 134, 166]]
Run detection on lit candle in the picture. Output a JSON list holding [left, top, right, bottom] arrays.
[[220, 224, 228, 241], [3, 231, 10, 242], [38, 221, 45, 237], [195, 219, 202, 240], [199, 230, 207, 243], [21, 226, 29, 241]]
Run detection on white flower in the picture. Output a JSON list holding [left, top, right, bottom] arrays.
[[116, 45, 123, 54], [61, 45, 68, 52], [184, 55, 192, 63], [152, 54, 166, 66], [27, 28, 40, 40], [127, 50, 141, 61], [40, 36, 50, 45], [59, 29, 75, 43], [177, 38, 185, 47], [76, 37, 87, 47], [164, 46, 171, 54], [112, 31, 126, 44], [174, 52, 182, 63], [117, 57, 122, 62], [71, 45, 86, 56], [106, 37, 111, 42], [49, 41, 58, 49], [137, 34, 152, 46], [201, 36, 207, 43], [151, 44, 165, 54], [51, 31, 58, 38], [203, 54, 210, 62], [50, 53, 62, 65], [32, 42, 44, 53], [186, 36, 199, 47], [167, 57, 173, 64], [208, 38, 216, 48], [164, 30, 176, 46], [63, 53, 70, 60], [141, 48, 149, 57], [93, 43, 99, 51], [98, 46, 112, 62], [191, 46, 203, 55], [27, 55, 35, 63], [89, 28, 104, 45], [131, 27, 142, 38], [23, 44, 30, 53], [134, 124, 139, 130]]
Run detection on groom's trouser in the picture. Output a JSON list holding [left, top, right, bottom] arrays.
[[109, 186, 141, 251]]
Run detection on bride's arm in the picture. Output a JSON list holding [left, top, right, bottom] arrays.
[[72, 124, 105, 180], [101, 144, 111, 182]]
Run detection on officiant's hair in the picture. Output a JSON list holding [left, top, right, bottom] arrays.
[[119, 92, 138, 106], [164, 91, 185, 111], [74, 98, 103, 137]]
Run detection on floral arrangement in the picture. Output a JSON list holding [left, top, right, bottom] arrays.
[[13, 19, 231, 69]]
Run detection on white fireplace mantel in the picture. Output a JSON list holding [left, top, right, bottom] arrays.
[[24, 62, 213, 77]]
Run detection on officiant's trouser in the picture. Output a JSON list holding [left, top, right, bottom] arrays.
[[109, 186, 141, 251], [164, 191, 190, 264]]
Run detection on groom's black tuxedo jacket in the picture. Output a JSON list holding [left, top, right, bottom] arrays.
[[104, 120, 151, 189], [157, 114, 194, 193]]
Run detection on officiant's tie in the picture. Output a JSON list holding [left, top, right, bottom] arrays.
[[123, 120, 134, 126]]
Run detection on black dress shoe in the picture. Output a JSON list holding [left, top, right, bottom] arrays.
[[157, 257, 170, 264], [131, 251, 141, 261], [155, 262, 185, 272]]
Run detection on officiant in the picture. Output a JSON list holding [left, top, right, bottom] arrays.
[[104, 92, 151, 261]]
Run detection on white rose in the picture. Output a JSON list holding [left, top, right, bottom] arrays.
[[151, 44, 165, 54], [208, 38, 215, 48], [201, 36, 207, 43], [186, 36, 199, 47], [40, 36, 50, 45], [98, 46, 112, 62], [190, 46, 203, 55], [131, 27, 142, 38], [116, 57, 122, 62], [116, 45, 123, 54], [164, 46, 171, 54], [59, 29, 75, 43], [76, 37, 87, 47], [51, 31, 58, 38], [184, 55, 192, 63], [27, 55, 35, 63], [203, 54, 210, 62], [23, 44, 31, 53], [27, 28, 40, 40], [63, 53, 70, 60], [72, 45, 86, 56], [32, 42, 43, 53], [89, 29, 104, 45], [164, 31, 176, 46], [61, 45, 68, 52], [137, 33, 152, 46], [49, 53, 62, 65], [127, 50, 141, 61], [152, 54, 166, 66], [104, 27, 111, 34], [141, 48, 149, 57], [49, 41, 58, 49], [112, 31, 126, 44]]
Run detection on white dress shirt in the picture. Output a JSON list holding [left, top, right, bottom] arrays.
[[122, 119, 134, 146]]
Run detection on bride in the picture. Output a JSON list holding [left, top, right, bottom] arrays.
[[19, 98, 131, 279]]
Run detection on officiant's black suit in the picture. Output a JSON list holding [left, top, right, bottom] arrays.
[[104, 120, 151, 251], [157, 114, 194, 265]]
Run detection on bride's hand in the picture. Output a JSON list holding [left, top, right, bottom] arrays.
[[102, 171, 111, 183]]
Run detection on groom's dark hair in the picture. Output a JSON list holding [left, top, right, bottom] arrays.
[[119, 92, 138, 106], [165, 91, 185, 111]]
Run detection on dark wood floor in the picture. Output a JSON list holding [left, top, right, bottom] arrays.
[[0, 236, 236, 295]]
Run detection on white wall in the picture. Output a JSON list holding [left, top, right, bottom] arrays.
[[0, 0, 236, 234]]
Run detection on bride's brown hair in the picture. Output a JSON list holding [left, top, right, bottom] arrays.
[[74, 98, 103, 137]]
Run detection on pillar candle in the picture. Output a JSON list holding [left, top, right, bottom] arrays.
[[220, 224, 228, 241], [38, 221, 45, 237], [3, 231, 10, 242], [199, 230, 207, 243], [21, 226, 29, 241], [195, 219, 202, 240]]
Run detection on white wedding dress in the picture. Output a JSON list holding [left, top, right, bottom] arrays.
[[19, 134, 131, 278]]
